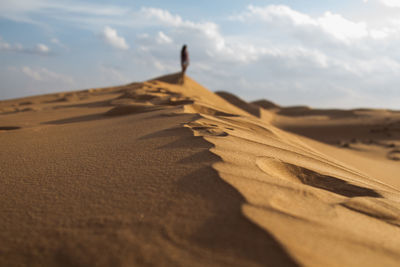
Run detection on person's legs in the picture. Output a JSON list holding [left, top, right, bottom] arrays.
[[181, 62, 188, 75], [180, 61, 188, 84], [179, 63, 187, 84]]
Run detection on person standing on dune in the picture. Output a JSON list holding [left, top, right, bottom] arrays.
[[181, 45, 189, 76]]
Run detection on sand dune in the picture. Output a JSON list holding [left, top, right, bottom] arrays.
[[216, 91, 261, 117], [1, 73, 399, 266]]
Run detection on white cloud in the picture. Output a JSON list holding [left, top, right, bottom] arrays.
[[154, 60, 166, 71], [36, 43, 49, 53], [50, 37, 68, 50], [141, 7, 183, 26], [99, 26, 129, 50], [0, 37, 11, 50], [137, 7, 346, 67], [44, 2, 128, 16], [233, 5, 389, 44], [21, 66, 42, 80], [0, 36, 22, 51], [156, 31, 172, 44], [141, 8, 225, 47], [20, 66, 73, 84], [317, 12, 369, 41], [0, 0, 128, 25], [242, 5, 315, 25], [380, 0, 400, 7], [139, 7, 236, 62], [0, 36, 50, 54]]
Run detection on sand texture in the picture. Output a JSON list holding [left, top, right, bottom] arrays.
[[1, 73, 399, 266]]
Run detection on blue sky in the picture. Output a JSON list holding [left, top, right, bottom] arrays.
[[1, 0, 400, 109]]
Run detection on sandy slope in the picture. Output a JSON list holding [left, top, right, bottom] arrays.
[[272, 110, 400, 190], [1, 73, 399, 266]]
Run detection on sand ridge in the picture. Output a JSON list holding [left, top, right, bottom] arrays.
[[1, 73, 400, 266], [180, 76, 400, 266]]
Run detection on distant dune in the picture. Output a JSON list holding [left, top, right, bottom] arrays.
[[1, 73, 400, 266], [251, 99, 281, 110]]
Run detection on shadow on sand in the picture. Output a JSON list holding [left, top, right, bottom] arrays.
[[141, 125, 298, 266]]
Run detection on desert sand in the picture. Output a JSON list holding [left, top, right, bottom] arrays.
[[1, 73, 399, 266]]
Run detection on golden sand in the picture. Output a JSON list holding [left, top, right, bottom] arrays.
[[1, 73, 399, 266]]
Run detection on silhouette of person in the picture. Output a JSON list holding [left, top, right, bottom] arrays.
[[181, 45, 189, 75]]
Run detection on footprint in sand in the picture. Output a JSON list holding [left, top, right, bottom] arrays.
[[256, 157, 381, 198], [192, 126, 228, 137], [187, 122, 228, 137]]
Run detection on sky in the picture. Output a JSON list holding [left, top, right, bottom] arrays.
[[1, 0, 400, 109]]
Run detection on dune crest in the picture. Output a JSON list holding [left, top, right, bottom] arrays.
[[1, 73, 399, 266], [177, 75, 400, 266]]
